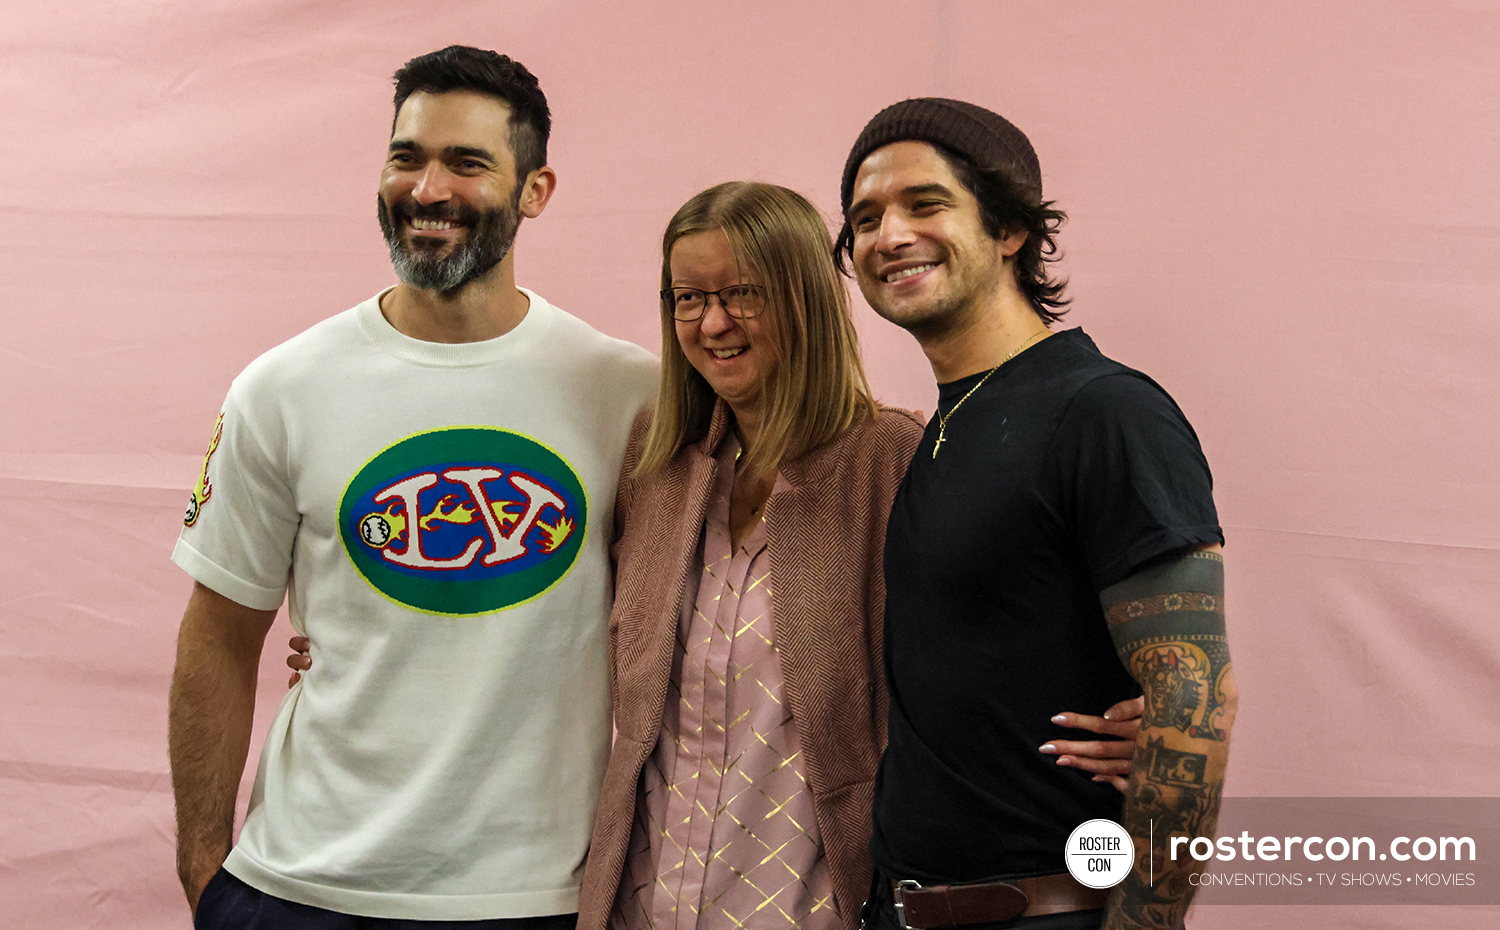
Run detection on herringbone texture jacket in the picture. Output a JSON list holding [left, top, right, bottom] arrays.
[[576, 400, 923, 930]]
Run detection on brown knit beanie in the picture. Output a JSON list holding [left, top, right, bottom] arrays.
[[840, 98, 1042, 216]]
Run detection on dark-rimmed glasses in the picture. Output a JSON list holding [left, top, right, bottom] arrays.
[[660, 285, 767, 321]]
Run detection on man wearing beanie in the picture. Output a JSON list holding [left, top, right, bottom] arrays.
[[838, 99, 1236, 929]]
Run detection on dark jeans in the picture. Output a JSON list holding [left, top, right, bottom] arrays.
[[862, 872, 1103, 930], [194, 869, 580, 930]]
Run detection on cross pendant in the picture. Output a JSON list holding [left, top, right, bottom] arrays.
[[932, 433, 945, 459]]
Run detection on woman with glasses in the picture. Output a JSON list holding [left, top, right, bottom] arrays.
[[575, 182, 1136, 930]]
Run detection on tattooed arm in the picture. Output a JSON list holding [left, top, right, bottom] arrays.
[[1101, 546, 1237, 930]]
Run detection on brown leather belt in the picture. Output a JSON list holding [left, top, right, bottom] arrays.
[[891, 873, 1109, 928]]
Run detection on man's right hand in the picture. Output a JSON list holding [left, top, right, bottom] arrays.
[[168, 581, 277, 915]]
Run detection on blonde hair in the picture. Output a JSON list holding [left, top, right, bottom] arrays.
[[637, 182, 876, 479]]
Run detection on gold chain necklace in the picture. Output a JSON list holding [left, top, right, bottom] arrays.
[[932, 329, 1047, 459]]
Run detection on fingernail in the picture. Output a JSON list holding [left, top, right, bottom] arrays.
[[1051, 714, 1067, 724], [1039, 743, 1057, 753], [1103, 711, 1116, 720]]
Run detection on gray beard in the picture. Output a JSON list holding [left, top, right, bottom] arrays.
[[377, 195, 521, 294]]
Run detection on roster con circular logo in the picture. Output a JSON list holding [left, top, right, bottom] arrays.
[[1065, 819, 1135, 889]]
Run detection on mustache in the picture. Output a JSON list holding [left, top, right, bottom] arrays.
[[388, 199, 479, 225]]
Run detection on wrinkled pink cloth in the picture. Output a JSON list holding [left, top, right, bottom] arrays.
[[611, 437, 837, 930]]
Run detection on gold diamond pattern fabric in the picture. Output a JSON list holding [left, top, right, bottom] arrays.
[[611, 437, 837, 930]]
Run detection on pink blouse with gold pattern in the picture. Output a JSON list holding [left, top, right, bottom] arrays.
[[611, 436, 838, 930]]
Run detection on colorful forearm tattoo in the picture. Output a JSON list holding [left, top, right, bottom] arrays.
[[1105, 550, 1231, 743], [1100, 549, 1234, 930]]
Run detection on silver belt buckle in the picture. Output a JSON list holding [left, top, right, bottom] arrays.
[[893, 879, 923, 930]]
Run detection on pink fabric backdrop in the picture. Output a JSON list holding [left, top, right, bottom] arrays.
[[2, 2, 1496, 926]]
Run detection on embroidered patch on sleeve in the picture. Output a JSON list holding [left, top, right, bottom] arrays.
[[183, 413, 224, 527]]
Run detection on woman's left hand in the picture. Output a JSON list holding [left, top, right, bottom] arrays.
[[1038, 696, 1144, 793], [286, 635, 311, 688]]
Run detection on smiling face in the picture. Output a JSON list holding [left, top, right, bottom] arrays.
[[846, 141, 1025, 338], [669, 229, 775, 425], [377, 89, 524, 294]]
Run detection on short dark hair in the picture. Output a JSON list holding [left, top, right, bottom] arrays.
[[834, 145, 1070, 324], [391, 46, 550, 177]]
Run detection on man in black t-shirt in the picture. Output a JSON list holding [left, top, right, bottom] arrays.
[[834, 99, 1236, 930]]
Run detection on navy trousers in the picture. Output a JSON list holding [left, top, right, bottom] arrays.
[[194, 869, 580, 930]]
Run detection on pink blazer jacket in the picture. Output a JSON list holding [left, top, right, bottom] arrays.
[[576, 400, 923, 930]]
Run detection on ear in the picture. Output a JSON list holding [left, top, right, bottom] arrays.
[[997, 228, 1028, 259], [518, 165, 557, 219]]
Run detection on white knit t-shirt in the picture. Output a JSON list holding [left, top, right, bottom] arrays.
[[173, 289, 657, 919]]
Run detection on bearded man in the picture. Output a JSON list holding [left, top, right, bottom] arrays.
[[167, 46, 656, 929]]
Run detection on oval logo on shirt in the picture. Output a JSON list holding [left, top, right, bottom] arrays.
[[339, 427, 587, 615]]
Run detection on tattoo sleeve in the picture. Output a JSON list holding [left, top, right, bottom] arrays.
[[1100, 548, 1236, 930]]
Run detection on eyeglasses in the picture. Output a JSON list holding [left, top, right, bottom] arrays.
[[660, 284, 767, 321]]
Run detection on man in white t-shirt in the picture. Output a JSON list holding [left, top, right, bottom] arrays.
[[168, 46, 657, 929]]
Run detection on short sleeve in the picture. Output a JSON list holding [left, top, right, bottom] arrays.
[[171, 387, 299, 611], [1045, 373, 1223, 590]]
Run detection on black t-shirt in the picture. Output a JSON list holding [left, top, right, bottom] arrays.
[[871, 328, 1223, 882]]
